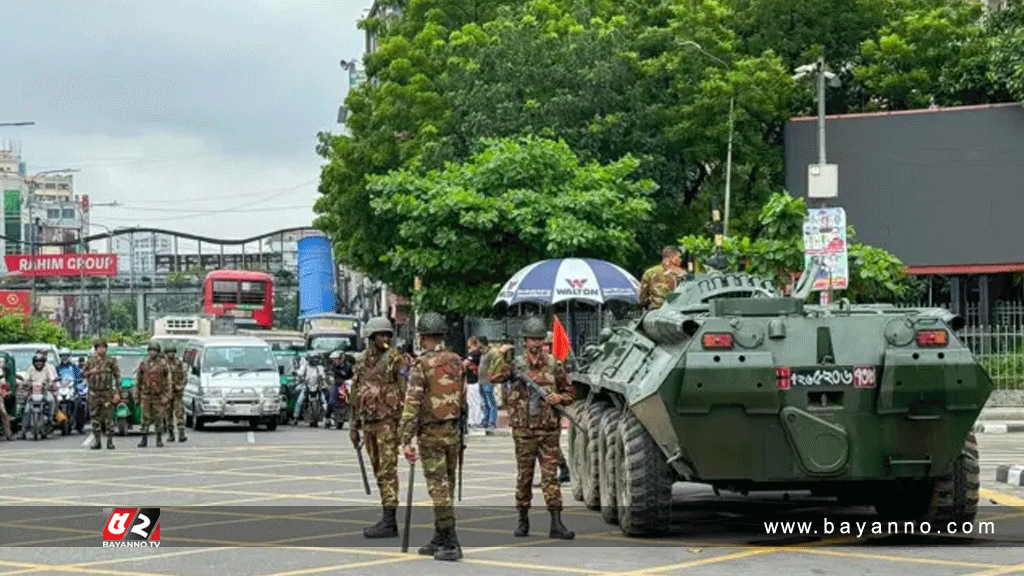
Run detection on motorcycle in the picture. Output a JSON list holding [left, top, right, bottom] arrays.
[[292, 376, 326, 427], [327, 378, 350, 430], [74, 378, 89, 434], [24, 380, 55, 441], [56, 376, 76, 436]]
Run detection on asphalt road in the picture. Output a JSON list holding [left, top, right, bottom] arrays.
[[0, 422, 1021, 576]]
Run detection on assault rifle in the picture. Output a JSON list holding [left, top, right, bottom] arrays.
[[513, 370, 584, 433]]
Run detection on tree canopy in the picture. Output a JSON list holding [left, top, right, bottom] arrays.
[[315, 0, 1017, 316]]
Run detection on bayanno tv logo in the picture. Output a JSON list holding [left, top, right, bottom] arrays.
[[102, 508, 161, 547]]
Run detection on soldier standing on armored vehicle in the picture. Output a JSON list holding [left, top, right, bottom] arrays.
[[349, 316, 409, 538], [638, 246, 686, 310], [82, 338, 120, 450], [135, 342, 171, 448], [490, 316, 576, 539], [399, 311, 466, 561], [163, 346, 187, 443]]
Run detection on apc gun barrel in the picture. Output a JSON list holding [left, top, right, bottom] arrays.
[[641, 308, 702, 345]]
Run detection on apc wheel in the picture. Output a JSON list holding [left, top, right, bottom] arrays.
[[927, 432, 980, 524], [599, 406, 622, 525], [616, 410, 672, 536], [567, 403, 586, 502], [583, 400, 609, 510]]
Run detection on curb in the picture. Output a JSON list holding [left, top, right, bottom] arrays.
[[972, 423, 1024, 434], [995, 465, 1024, 487]]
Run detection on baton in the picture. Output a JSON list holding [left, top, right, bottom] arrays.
[[402, 460, 415, 553], [354, 440, 372, 495]]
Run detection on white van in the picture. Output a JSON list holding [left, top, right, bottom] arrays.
[[181, 336, 281, 431]]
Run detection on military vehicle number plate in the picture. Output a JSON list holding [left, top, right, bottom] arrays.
[[790, 366, 876, 388]]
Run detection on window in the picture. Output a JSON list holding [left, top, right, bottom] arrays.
[[201, 346, 276, 372], [212, 280, 238, 304], [47, 209, 60, 219], [62, 209, 74, 219], [239, 281, 266, 305]]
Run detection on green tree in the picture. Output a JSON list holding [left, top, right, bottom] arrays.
[[986, 0, 1024, 101], [678, 191, 925, 303], [365, 135, 655, 315]]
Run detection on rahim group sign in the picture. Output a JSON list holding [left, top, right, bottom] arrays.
[[2, 253, 118, 277]]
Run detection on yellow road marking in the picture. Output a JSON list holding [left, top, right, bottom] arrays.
[[252, 555, 420, 576], [0, 560, 182, 576], [956, 563, 1024, 576], [981, 488, 1024, 508]]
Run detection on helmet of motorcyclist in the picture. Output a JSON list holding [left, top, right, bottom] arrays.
[[329, 350, 342, 360], [32, 352, 46, 366], [364, 316, 393, 338], [58, 347, 71, 359]]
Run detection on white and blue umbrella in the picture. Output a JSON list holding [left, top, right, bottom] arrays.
[[493, 258, 641, 306]]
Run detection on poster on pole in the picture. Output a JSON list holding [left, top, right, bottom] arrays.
[[802, 207, 848, 291]]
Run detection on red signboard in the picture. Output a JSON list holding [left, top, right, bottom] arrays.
[[0, 290, 30, 315], [3, 253, 118, 277]]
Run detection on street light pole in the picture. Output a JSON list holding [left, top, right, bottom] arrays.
[[683, 40, 735, 239], [91, 223, 117, 336], [817, 55, 826, 165]]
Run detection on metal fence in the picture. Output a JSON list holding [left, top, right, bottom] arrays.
[[960, 324, 1024, 391]]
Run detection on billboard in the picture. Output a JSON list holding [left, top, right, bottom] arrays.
[[2, 253, 118, 277], [0, 290, 30, 315]]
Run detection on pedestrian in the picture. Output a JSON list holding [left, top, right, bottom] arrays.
[[477, 336, 497, 429], [399, 311, 466, 561], [135, 342, 171, 448], [638, 245, 687, 310], [489, 315, 575, 539], [82, 338, 120, 449], [0, 356, 13, 441], [464, 337, 483, 429], [163, 346, 187, 443], [349, 316, 409, 538]]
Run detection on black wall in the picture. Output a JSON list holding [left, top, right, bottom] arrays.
[[785, 103, 1024, 267]]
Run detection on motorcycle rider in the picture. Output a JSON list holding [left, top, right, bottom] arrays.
[[0, 356, 13, 441], [55, 348, 79, 383], [292, 352, 326, 425], [327, 350, 353, 423], [18, 352, 58, 438]]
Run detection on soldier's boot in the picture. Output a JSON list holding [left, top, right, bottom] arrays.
[[514, 506, 529, 537], [166, 426, 175, 442], [558, 459, 570, 483], [106, 435, 115, 449], [433, 526, 462, 562], [90, 433, 102, 449], [363, 506, 398, 538], [2, 417, 11, 441], [178, 429, 187, 442], [156, 431, 163, 448], [548, 509, 575, 540], [418, 521, 444, 556], [137, 434, 148, 448]]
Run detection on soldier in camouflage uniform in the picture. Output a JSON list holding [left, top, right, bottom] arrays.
[[82, 338, 121, 450], [638, 245, 687, 310], [349, 316, 409, 538], [490, 316, 575, 539], [163, 346, 188, 443], [135, 342, 171, 448], [400, 311, 466, 561], [543, 332, 571, 484]]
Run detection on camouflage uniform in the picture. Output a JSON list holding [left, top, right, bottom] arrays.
[[399, 315, 465, 560], [638, 264, 686, 310], [135, 346, 171, 447], [490, 316, 576, 539], [164, 352, 188, 442], [83, 342, 120, 449], [350, 316, 408, 538]]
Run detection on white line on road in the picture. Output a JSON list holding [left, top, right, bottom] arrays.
[[81, 433, 93, 447], [247, 431, 255, 444]]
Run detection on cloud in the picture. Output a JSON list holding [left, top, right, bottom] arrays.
[[0, 0, 375, 238]]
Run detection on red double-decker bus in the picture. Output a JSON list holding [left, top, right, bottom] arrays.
[[202, 270, 274, 329]]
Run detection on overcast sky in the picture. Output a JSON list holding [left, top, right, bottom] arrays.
[[0, 0, 375, 247]]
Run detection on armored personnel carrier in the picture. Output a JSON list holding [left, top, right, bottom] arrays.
[[567, 260, 992, 536]]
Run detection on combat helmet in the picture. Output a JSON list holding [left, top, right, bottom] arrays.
[[93, 337, 107, 348], [416, 311, 446, 335], [521, 316, 547, 339], [364, 316, 394, 338], [545, 331, 553, 344], [164, 345, 177, 354], [147, 341, 161, 353]]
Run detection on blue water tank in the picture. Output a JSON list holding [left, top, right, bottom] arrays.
[[297, 236, 337, 319]]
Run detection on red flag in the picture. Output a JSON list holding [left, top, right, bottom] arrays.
[[552, 316, 571, 362]]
